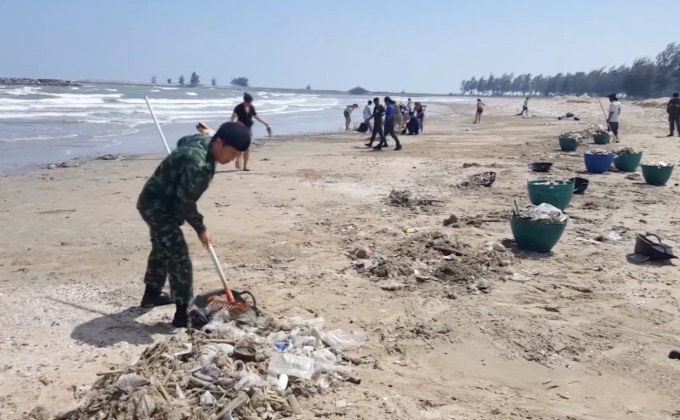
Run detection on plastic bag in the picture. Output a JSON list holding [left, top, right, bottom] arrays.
[[289, 316, 325, 330], [202, 320, 246, 338], [321, 329, 367, 351], [311, 348, 337, 365], [234, 372, 265, 391], [267, 353, 315, 379], [199, 343, 234, 366]]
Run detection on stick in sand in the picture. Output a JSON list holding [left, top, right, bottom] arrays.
[[598, 99, 619, 143], [144, 96, 172, 154]]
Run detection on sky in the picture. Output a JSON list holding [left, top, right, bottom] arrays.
[[1, 0, 678, 93]]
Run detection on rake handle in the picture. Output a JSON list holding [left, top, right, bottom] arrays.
[[207, 243, 236, 303]]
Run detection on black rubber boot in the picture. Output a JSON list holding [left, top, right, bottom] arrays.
[[140, 286, 173, 308], [172, 304, 188, 328]]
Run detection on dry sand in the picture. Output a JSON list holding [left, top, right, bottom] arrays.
[[1, 97, 679, 419]]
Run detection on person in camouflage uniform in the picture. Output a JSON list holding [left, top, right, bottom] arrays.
[[137, 122, 251, 327]]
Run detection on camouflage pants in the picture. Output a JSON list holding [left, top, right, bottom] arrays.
[[141, 215, 193, 305]]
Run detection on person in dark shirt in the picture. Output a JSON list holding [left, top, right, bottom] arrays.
[[667, 92, 680, 137], [229, 92, 270, 171], [377, 96, 401, 151], [137, 122, 251, 327], [404, 112, 420, 135], [365, 96, 386, 148]]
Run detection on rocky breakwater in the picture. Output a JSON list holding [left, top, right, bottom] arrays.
[[0, 77, 81, 87]]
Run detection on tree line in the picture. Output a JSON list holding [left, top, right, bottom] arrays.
[[150, 74, 250, 87], [459, 42, 680, 98]]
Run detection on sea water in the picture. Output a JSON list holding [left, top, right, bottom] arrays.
[[0, 83, 466, 172]]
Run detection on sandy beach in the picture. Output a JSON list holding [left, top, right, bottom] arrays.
[[1, 97, 679, 419]]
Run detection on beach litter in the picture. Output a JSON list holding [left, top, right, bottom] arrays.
[[516, 203, 568, 223], [59, 311, 366, 420], [459, 171, 497, 188], [386, 189, 444, 209], [350, 230, 512, 292], [586, 148, 611, 155]]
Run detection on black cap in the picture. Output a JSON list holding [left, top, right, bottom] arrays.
[[674, 92, 679, 98], [213, 122, 251, 151]]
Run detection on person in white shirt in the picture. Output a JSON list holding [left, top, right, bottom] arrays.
[[607, 94, 621, 138], [362, 100, 373, 133]]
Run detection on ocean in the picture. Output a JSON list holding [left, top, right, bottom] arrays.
[[0, 83, 468, 172]]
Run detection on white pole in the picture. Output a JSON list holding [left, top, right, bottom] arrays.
[[144, 96, 171, 154]]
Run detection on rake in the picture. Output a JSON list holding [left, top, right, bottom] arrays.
[[205, 244, 257, 315]]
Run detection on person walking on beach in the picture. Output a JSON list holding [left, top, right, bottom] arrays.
[[230, 93, 270, 171], [607, 94, 621, 138], [666, 92, 680, 137], [344, 104, 359, 131], [474, 99, 485, 124], [137, 122, 251, 327], [363, 100, 373, 133], [366, 97, 385, 148], [375, 96, 401, 151], [517, 97, 529, 117]]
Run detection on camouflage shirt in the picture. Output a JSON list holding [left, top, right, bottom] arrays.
[[137, 134, 215, 233]]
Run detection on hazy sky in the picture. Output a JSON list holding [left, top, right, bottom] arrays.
[[1, 0, 678, 93]]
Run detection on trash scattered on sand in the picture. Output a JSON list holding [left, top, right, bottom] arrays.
[[386, 189, 444, 209], [350, 230, 512, 292], [42, 161, 80, 169], [96, 154, 123, 161], [59, 311, 366, 419], [443, 211, 507, 228], [459, 171, 496, 188]]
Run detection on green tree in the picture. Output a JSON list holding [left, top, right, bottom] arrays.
[[190, 72, 200, 86], [211, 77, 217, 86], [167, 78, 172, 84], [178, 75, 185, 86], [231, 77, 249, 87]]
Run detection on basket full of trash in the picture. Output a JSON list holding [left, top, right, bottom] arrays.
[[511, 203, 568, 253], [640, 161, 674, 186]]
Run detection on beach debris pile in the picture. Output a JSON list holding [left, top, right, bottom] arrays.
[[585, 148, 611, 156], [458, 171, 497, 188], [386, 189, 444, 209], [560, 125, 608, 142], [514, 203, 568, 224], [350, 230, 512, 292], [643, 161, 673, 167], [615, 147, 638, 155], [59, 312, 367, 420]]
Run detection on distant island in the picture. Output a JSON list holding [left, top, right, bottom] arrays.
[[0, 77, 80, 87]]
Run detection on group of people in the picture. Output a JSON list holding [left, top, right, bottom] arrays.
[[345, 97, 426, 151]]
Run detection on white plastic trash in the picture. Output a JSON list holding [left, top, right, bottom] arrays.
[[321, 329, 367, 351], [268, 353, 316, 380]]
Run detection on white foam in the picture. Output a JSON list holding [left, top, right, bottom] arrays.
[[185, 92, 198, 96], [104, 88, 118, 92], [149, 89, 161, 93]]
